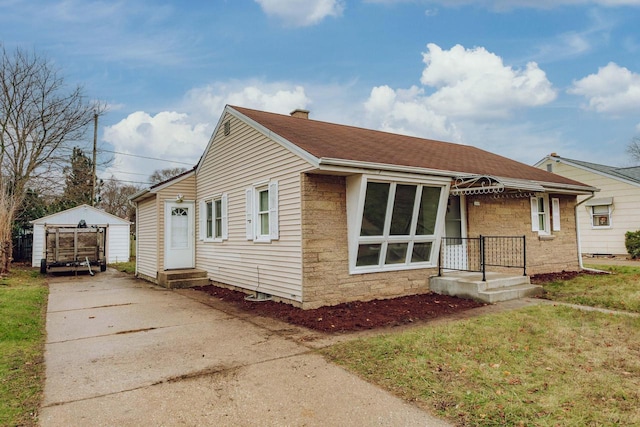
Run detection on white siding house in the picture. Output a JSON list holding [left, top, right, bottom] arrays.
[[534, 154, 640, 256], [132, 106, 595, 308], [31, 204, 131, 267]]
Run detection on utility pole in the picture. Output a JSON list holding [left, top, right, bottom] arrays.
[[91, 112, 98, 206]]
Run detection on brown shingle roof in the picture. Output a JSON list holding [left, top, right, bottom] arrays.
[[231, 106, 590, 189]]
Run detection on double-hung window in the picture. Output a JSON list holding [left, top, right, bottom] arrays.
[[200, 194, 228, 242], [246, 181, 279, 242], [350, 177, 447, 272], [531, 194, 560, 235], [591, 205, 611, 228]]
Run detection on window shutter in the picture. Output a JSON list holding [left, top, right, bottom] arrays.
[[198, 200, 205, 240], [245, 188, 253, 240], [221, 193, 228, 240], [530, 197, 539, 232], [552, 198, 560, 231], [269, 181, 279, 240]]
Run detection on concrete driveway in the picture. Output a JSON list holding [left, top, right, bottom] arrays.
[[40, 269, 450, 426]]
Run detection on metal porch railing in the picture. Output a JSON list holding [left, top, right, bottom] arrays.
[[438, 235, 526, 281]]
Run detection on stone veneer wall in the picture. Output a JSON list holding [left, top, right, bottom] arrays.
[[300, 173, 434, 309], [465, 194, 580, 275]]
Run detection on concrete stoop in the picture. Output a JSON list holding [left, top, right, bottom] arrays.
[[157, 269, 210, 289], [429, 271, 543, 304]]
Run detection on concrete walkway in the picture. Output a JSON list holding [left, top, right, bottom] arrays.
[[40, 269, 451, 426]]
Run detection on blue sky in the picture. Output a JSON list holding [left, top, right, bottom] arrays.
[[2, 0, 640, 185]]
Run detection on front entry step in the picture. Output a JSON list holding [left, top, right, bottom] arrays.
[[158, 269, 209, 289], [430, 272, 543, 303]]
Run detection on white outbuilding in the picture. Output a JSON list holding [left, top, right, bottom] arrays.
[[31, 204, 131, 267]]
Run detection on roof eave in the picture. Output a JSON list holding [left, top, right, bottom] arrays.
[[317, 157, 458, 178], [538, 182, 599, 195], [129, 189, 151, 203], [318, 158, 597, 195]]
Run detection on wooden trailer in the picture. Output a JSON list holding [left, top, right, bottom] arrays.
[[40, 225, 107, 274]]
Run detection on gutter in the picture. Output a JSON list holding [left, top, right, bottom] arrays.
[[575, 192, 596, 271]]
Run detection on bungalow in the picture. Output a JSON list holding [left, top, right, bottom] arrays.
[[534, 153, 640, 257], [131, 106, 596, 309]]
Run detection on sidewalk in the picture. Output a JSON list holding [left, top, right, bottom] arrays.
[[40, 269, 451, 426]]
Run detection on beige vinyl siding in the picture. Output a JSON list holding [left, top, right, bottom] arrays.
[[155, 175, 196, 270], [136, 197, 158, 280], [196, 113, 312, 302], [541, 161, 640, 255]]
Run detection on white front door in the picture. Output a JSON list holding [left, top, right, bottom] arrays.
[[164, 201, 195, 270], [443, 195, 468, 270]]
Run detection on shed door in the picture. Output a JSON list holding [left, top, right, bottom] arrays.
[[164, 201, 195, 270]]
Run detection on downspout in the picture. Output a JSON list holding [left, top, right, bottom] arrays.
[[128, 199, 138, 277], [575, 192, 595, 271]]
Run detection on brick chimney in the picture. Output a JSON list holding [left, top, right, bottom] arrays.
[[290, 109, 309, 119]]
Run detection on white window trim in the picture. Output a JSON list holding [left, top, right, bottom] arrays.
[[590, 205, 612, 229], [245, 180, 279, 243], [530, 194, 551, 235], [199, 193, 228, 242], [346, 174, 450, 274]]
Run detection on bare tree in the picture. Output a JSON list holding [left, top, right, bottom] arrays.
[[98, 176, 139, 220], [0, 45, 102, 273], [149, 167, 188, 185], [627, 136, 640, 164]]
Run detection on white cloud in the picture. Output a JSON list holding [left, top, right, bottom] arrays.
[[254, 0, 345, 27], [420, 44, 557, 119], [361, 43, 557, 144], [568, 62, 640, 114], [364, 85, 462, 142], [102, 82, 311, 184], [101, 111, 209, 184], [183, 81, 311, 123]]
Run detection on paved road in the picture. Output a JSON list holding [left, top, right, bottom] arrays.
[[40, 269, 451, 426]]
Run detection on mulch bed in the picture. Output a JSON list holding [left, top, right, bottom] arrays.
[[529, 269, 607, 284], [193, 270, 606, 334], [192, 285, 485, 333]]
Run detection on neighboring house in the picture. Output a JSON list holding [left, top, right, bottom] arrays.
[[131, 106, 595, 309], [31, 204, 131, 267], [534, 153, 640, 256]]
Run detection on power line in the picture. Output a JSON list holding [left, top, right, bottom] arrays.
[[98, 149, 195, 165], [100, 176, 151, 185], [98, 169, 151, 177]]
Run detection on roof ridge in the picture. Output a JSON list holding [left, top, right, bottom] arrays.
[[230, 106, 593, 190]]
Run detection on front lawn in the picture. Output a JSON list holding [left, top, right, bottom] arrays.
[[323, 304, 640, 426], [0, 267, 48, 426], [542, 265, 640, 313]]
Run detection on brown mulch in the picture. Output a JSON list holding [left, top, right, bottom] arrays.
[[192, 285, 485, 333], [529, 269, 608, 284], [192, 270, 607, 334]]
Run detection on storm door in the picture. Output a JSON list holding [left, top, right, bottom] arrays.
[[164, 201, 195, 270], [443, 195, 468, 270]]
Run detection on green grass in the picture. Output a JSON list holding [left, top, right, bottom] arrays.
[[543, 265, 640, 313], [109, 260, 136, 274], [323, 305, 640, 426], [0, 267, 48, 427]]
